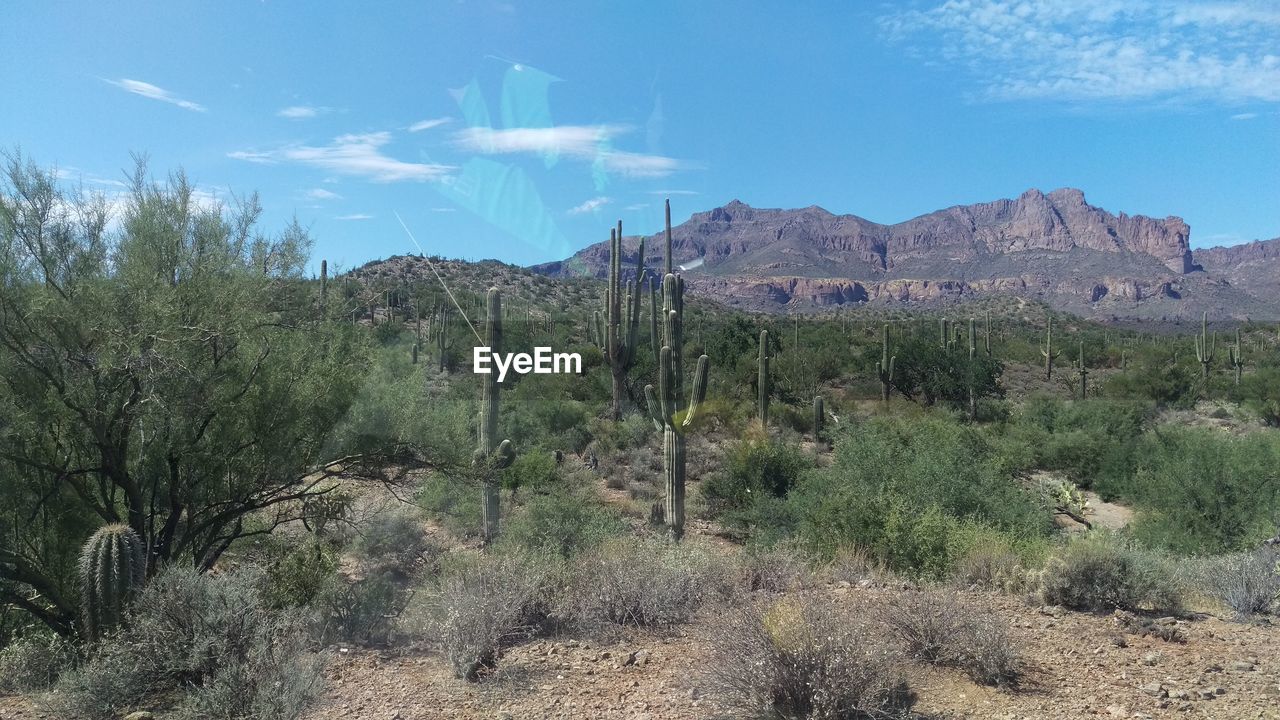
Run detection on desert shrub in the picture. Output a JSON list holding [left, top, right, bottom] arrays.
[[1008, 396, 1149, 488], [46, 567, 322, 720], [1199, 547, 1280, 618], [881, 590, 1022, 686], [590, 414, 653, 452], [405, 550, 560, 681], [262, 538, 340, 609], [564, 538, 732, 628], [501, 448, 562, 493], [737, 543, 810, 593], [0, 631, 78, 692], [949, 524, 1048, 591], [350, 506, 441, 577], [497, 489, 625, 559], [702, 434, 811, 517], [790, 414, 1050, 577], [416, 474, 483, 538], [1033, 534, 1185, 613], [1234, 368, 1280, 426], [317, 572, 404, 646], [705, 595, 915, 720], [1103, 357, 1200, 408], [1102, 427, 1280, 553]]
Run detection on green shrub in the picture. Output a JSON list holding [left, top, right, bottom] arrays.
[[0, 631, 77, 693], [881, 590, 1022, 686], [702, 434, 811, 517], [46, 568, 322, 720], [350, 506, 440, 577], [262, 539, 340, 609], [563, 538, 733, 628], [1033, 534, 1185, 613], [417, 474, 483, 538], [501, 449, 561, 493], [497, 489, 624, 559], [705, 595, 915, 720], [1104, 428, 1280, 553], [788, 413, 1050, 577]]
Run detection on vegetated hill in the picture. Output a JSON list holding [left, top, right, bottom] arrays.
[[532, 189, 1279, 322]]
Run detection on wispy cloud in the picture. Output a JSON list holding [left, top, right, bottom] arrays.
[[646, 189, 700, 196], [1231, 112, 1259, 120], [408, 117, 451, 132], [278, 105, 333, 119], [881, 1, 1280, 104], [104, 78, 207, 112], [304, 188, 342, 201], [453, 124, 694, 177], [624, 203, 649, 211], [567, 196, 611, 215], [229, 132, 453, 183], [429, 207, 456, 212], [334, 213, 373, 221]]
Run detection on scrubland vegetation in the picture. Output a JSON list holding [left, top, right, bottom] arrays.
[[2, 156, 1279, 718]]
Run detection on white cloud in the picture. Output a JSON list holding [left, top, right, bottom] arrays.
[[229, 132, 453, 183], [567, 197, 611, 215], [334, 213, 373, 221], [881, 1, 1280, 104], [408, 117, 451, 132], [454, 125, 694, 178], [278, 105, 333, 119], [646, 189, 700, 196], [304, 188, 342, 200], [104, 78, 207, 112], [1231, 112, 1259, 120], [625, 203, 649, 211]]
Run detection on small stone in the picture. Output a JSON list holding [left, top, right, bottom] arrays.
[[123, 713, 155, 720], [1231, 660, 1255, 672], [1140, 682, 1167, 698], [634, 649, 650, 667], [1168, 690, 1191, 701], [1140, 652, 1160, 666], [1105, 704, 1127, 717]]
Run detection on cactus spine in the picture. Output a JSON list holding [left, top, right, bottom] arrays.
[[1041, 315, 1061, 380], [603, 221, 645, 420], [1229, 328, 1244, 385], [757, 329, 770, 424], [877, 323, 895, 403], [478, 288, 514, 543], [79, 523, 146, 641], [1194, 311, 1215, 379]]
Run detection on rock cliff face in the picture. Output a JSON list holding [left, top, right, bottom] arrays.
[[532, 190, 1273, 320]]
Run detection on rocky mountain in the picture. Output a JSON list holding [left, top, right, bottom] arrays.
[[532, 189, 1277, 321]]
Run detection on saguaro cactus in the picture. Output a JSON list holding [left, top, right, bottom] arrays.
[[939, 317, 950, 351], [320, 259, 328, 307], [1229, 328, 1244, 385], [645, 272, 709, 542], [1074, 341, 1089, 398], [968, 318, 978, 418], [436, 306, 454, 372], [649, 275, 660, 364], [1194, 311, 1215, 379], [1041, 316, 1062, 380], [757, 329, 771, 424], [813, 396, 824, 440], [603, 221, 646, 420], [79, 523, 146, 641], [477, 288, 515, 543], [877, 323, 895, 403], [984, 310, 992, 356]]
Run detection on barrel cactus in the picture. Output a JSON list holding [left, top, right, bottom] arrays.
[[79, 523, 146, 641]]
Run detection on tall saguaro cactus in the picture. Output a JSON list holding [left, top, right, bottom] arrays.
[[968, 318, 978, 419], [984, 310, 992, 356], [757, 329, 771, 424], [1194, 311, 1215, 379], [436, 306, 453, 372], [79, 524, 146, 641], [877, 323, 895, 403], [319, 259, 328, 307], [649, 275, 660, 364], [603, 222, 646, 420], [813, 396, 825, 440], [1041, 315, 1061, 380], [1074, 341, 1089, 399], [1229, 328, 1244, 385], [644, 272, 709, 542], [477, 288, 515, 543]]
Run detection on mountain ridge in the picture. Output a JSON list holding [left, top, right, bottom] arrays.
[[532, 189, 1278, 321]]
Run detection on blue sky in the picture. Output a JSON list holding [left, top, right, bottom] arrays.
[[2, 1, 1277, 272]]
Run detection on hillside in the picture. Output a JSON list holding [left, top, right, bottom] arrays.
[[533, 190, 1278, 322]]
